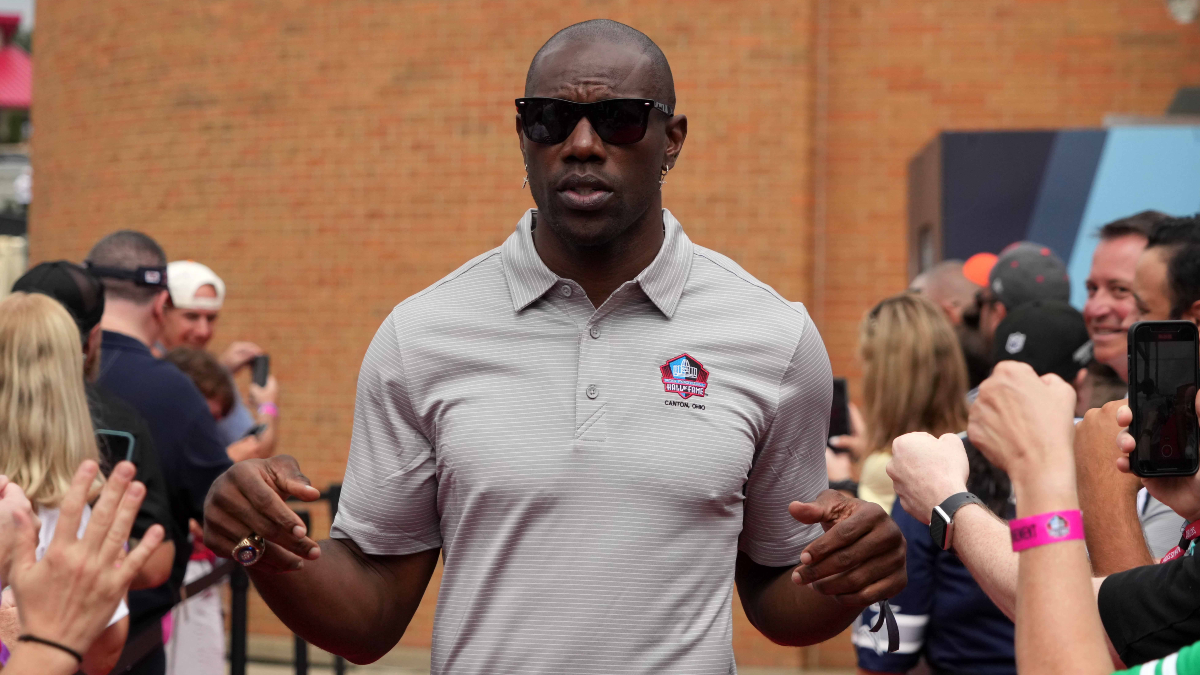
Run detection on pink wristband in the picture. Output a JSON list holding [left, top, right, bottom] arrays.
[[257, 403, 278, 418], [1009, 510, 1084, 552]]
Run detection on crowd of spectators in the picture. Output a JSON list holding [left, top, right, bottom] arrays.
[[0, 229, 280, 675], [835, 212, 1200, 674]]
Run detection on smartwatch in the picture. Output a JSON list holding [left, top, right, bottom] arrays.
[[929, 492, 985, 551]]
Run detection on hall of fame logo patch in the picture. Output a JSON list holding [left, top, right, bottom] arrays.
[[660, 354, 709, 399]]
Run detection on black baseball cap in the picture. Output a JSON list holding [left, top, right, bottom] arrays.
[[11, 261, 106, 346], [992, 300, 1091, 382], [988, 242, 1071, 309]]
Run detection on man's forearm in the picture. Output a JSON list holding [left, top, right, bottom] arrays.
[[949, 504, 1018, 620], [734, 551, 860, 646], [129, 541, 175, 590], [1079, 485, 1153, 575], [249, 539, 439, 664], [1015, 479, 1111, 675]]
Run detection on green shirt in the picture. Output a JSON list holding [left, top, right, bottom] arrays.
[[1114, 641, 1200, 674]]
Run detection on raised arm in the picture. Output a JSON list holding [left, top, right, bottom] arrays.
[[202, 456, 439, 664], [969, 362, 1112, 675], [1074, 400, 1154, 574], [887, 432, 1019, 619]]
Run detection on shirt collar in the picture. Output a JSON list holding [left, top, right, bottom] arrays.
[[501, 208, 694, 318], [101, 330, 153, 355]]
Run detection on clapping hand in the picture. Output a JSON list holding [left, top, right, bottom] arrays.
[[6, 461, 164, 663]]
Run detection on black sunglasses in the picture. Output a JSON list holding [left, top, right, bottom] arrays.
[[516, 97, 674, 146]]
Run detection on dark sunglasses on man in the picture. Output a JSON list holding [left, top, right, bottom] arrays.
[[516, 97, 674, 146]]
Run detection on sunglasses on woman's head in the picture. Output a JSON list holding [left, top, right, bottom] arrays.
[[516, 97, 674, 146]]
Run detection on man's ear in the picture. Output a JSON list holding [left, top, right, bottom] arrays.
[[664, 114, 687, 171], [938, 299, 962, 325], [1183, 299, 1200, 326], [152, 289, 170, 321], [87, 324, 103, 353]]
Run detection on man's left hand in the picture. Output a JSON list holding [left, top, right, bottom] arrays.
[[788, 490, 906, 607], [1075, 400, 1141, 498]]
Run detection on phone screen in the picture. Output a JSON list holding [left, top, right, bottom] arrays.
[[829, 377, 850, 441], [252, 355, 270, 388], [1131, 322, 1200, 476]]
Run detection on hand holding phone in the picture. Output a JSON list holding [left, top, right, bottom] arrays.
[[1126, 321, 1200, 477], [251, 355, 270, 388]]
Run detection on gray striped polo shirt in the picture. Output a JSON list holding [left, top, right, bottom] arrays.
[[331, 208, 833, 674]]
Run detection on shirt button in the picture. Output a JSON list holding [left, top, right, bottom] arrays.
[[559, 285, 572, 297], [589, 325, 601, 339], [585, 384, 598, 399]]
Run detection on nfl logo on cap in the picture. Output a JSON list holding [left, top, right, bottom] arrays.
[[1005, 332, 1026, 355]]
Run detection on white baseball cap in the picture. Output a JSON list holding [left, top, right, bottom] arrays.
[[167, 261, 225, 310]]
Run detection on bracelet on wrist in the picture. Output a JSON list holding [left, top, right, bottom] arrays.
[[1009, 509, 1084, 552], [17, 635, 83, 664], [257, 403, 278, 418]]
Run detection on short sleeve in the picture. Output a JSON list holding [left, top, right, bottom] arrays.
[[854, 506, 932, 670], [1140, 493, 1187, 561], [1098, 554, 1200, 666], [330, 312, 442, 555], [738, 312, 833, 567], [181, 409, 234, 521], [1109, 640, 1200, 675]]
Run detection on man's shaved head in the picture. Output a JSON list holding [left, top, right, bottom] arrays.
[[525, 19, 675, 107]]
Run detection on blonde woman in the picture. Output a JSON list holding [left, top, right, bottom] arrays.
[[853, 292, 1017, 675], [856, 292, 970, 512], [0, 292, 129, 675]]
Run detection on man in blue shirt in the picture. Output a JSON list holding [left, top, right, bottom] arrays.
[[86, 230, 233, 675]]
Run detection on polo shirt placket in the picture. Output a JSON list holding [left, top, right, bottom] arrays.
[[544, 278, 611, 444]]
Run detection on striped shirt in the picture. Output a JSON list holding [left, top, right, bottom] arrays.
[[330, 209, 833, 674], [1114, 641, 1200, 674]]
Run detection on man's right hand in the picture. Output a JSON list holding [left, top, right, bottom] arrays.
[[887, 432, 969, 525], [203, 456, 323, 572], [1117, 389, 1200, 523], [220, 341, 264, 373]]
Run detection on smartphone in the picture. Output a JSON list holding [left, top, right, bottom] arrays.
[[829, 377, 851, 447], [251, 354, 270, 387], [242, 423, 268, 439], [1128, 321, 1200, 477], [95, 429, 136, 463]]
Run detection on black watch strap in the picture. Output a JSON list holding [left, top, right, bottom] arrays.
[[939, 492, 984, 520], [930, 492, 984, 551]]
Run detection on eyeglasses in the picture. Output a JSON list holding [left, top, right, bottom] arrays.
[[515, 97, 674, 146]]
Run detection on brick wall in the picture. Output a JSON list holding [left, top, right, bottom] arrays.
[[30, 0, 1199, 669]]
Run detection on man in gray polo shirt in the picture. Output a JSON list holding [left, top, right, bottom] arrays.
[[202, 20, 906, 674]]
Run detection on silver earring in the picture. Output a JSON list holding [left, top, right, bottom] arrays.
[[659, 166, 670, 186], [522, 164, 528, 189]]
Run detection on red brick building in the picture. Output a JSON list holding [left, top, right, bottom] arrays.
[[30, 1, 1200, 669]]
